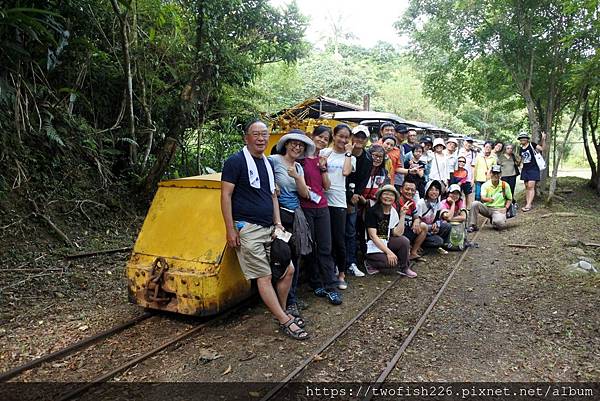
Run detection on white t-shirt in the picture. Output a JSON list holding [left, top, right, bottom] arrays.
[[429, 153, 450, 182], [320, 148, 356, 208]]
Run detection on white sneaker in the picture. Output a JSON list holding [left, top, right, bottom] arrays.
[[348, 263, 365, 277]]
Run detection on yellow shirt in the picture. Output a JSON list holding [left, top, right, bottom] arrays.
[[473, 154, 497, 182]]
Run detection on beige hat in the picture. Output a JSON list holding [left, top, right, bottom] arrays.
[[375, 184, 400, 203], [433, 138, 446, 149], [276, 131, 315, 159], [446, 138, 458, 145]]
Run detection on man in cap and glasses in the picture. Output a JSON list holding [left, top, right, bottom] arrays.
[[467, 164, 512, 232]]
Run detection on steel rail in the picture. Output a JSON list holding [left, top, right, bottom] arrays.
[[361, 224, 486, 401], [56, 303, 248, 401], [259, 276, 402, 401], [0, 312, 153, 382]]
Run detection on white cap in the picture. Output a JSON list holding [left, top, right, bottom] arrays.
[[447, 138, 458, 145], [433, 138, 446, 149], [448, 184, 461, 194], [351, 125, 369, 137]]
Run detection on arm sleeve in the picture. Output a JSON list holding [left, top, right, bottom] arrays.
[[221, 155, 241, 184]]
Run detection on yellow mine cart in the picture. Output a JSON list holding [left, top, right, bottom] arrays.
[[126, 173, 252, 316]]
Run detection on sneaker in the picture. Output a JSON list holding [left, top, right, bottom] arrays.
[[326, 291, 343, 305], [366, 266, 380, 275], [437, 247, 449, 255], [314, 288, 328, 297], [400, 268, 417, 278], [348, 263, 365, 277], [467, 225, 479, 233], [337, 280, 348, 290]]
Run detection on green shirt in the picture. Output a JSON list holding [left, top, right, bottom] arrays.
[[481, 180, 512, 208]]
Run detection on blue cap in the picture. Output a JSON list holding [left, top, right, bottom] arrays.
[[463, 136, 474, 142]]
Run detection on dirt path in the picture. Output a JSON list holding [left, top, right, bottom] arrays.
[[390, 185, 600, 381]]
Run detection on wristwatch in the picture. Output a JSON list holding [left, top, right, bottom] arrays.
[[345, 152, 352, 157]]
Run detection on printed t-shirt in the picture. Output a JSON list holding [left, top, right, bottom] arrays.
[[361, 167, 388, 203], [221, 151, 273, 227], [364, 207, 400, 254], [299, 157, 328, 209], [268, 154, 304, 210], [481, 180, 512, 208], [520, 143, 539, 171], [473, 154, 497, 182], [320, 148, 356, 208]]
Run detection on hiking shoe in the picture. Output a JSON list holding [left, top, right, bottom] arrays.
[[400, 268, 417, 278], [326, 291, 343, 305], [366, 266, 380, 275], [348, 263, 365, 277], [337, 280, 348, 290], [314, 288, 328, 297]]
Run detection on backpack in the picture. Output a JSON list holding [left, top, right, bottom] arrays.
[[447, 221, 466, 251], [500, 181, 517, 219]]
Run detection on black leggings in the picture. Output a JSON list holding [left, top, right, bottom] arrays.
[[328, 206, 347, 274]]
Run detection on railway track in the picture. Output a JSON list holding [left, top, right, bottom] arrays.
[[0, 312, 153, 382], [2, 226, 482, 401], [260, 225, 485, 401], [1, 302, 249, 401]]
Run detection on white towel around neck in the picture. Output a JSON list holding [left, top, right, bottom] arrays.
[[242, 146, 275, 194]]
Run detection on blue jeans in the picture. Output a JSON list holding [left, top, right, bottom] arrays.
[[475, 181, 484, 201], [345, 208, 358, 267]]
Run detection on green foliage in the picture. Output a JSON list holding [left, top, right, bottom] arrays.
[[0, 0, 308, 196]]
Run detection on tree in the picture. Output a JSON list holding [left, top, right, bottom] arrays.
[[400, 0, 600, 186]]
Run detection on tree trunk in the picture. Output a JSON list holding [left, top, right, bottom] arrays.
[[546, 87, 585, 204], [583, 90, 600, 194], [110, 0, 137, 166], [144, 137, 178, 195]]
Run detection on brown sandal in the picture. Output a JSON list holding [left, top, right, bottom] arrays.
[[280, 317, 309, 341]]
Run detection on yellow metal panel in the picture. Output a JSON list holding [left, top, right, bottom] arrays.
[[134, 185, 225, 264], [127, 250, 251, 316]]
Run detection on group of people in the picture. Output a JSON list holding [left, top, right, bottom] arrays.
[[220, 120, 546, 341]]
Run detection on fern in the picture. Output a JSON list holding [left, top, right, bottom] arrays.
[[43, 111, 64, 147]]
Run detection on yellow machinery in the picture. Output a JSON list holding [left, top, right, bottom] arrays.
[[126, 174, 252, 316]]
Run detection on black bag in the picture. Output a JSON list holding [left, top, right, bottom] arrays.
[[506, 202, 517, 219]]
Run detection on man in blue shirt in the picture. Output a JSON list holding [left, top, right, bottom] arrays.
[[221, 120, 309, 340]]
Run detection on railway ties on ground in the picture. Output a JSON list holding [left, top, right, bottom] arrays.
[[261, 223, 486, 401], [0, 313, 153, 382]]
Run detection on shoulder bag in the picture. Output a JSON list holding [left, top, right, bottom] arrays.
[[531, 145, 546, 171]]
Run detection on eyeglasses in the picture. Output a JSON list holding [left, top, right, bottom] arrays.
[[458, 160, 466, 163], [371, 154, 384, 160], [287, 141, 306, 149]]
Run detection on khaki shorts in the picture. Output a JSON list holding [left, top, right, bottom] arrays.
[[234, 222, 273, 280]]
